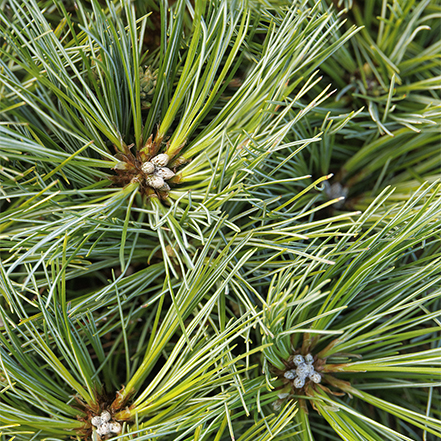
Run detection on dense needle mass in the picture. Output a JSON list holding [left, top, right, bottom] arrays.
[[0, 1, 439, 440]]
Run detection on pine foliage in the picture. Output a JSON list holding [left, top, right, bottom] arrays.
[[0, 1, 440, 440]]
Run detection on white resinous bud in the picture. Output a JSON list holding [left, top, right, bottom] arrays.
[[91, 416, 102, 427], [293, 376, 305, 389], [96, 422, 110, 437], [283, 369, 296, 380], [305, 353, 314, 364], [293, 354, 305, 366], [154, 166, 175, 180], [296, 363, 310, 379], [277, 392, 290, 399], [158, 182, 170, 191], [100, 411, 111, 422], [109, 422, 122, 434], [151, 153, 169, 167], [272, 400, 282, 411], [141, 161, 155, 174], [310, 372, 322, 384], [146, 175, 165, 189]]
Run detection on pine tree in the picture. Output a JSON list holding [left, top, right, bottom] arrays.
[[0, 1, 439, 440]]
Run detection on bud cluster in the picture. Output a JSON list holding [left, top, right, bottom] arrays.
[[324, 181, 348, 209], [141, 153, 175, 191], [139, 66, 157, 109], [283, 353, 321, 388], [91, 410, 121, 439]]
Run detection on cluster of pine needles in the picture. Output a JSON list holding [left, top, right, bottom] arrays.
[[0, 0, 440, 440]]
